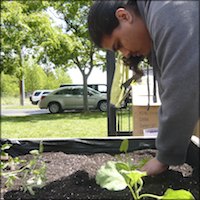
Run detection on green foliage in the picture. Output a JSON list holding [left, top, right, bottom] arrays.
[[21, 1, 50, 14], [1, 73, 19, 96], [1, 142, 46, 195], [1, 61, 72, 96], [117, 138, 149, 170], [120, 139, 129, 153], [24, 63, 47, 92], [49, 0, 104, 70], [96, 139, 195, 200], [96, 161, 128, 191], [161, 189, 194, 200], [41, 30, 74, 67], [39, 68, 72, 91], [1, 1, 72, 76], [1, 143, 12, 154]]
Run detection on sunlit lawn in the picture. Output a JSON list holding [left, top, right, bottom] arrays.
[[1, 97, 133, 139], [1, 96, 36, 109], [1, 112, 108, 138], [2, 110, 133, 138]]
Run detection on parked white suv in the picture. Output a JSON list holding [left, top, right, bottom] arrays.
[[29, 90, 53, 105]]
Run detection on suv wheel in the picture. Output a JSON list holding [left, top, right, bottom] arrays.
[[98, 101, 107, 112], [32, 101, 39, 105], [48, 102, 62, 114]]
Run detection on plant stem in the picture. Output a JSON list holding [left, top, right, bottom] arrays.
[[2, 165, 28, 176], [139, 193, 163, 199], [135, 182, 139, 197], [128, 184, 138, 200], [137, 179, 143, 194]]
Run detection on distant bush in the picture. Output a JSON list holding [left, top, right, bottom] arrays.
[[1, 66, 72, 97], [1, 73, 19, 97]]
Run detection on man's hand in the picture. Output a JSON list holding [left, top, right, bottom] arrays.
[[141, 158, 169, 176]]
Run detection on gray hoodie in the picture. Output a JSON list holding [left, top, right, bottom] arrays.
[[137, 1, 199, 165]]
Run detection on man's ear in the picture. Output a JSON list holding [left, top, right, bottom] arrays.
[[115, 8, 133, 23]]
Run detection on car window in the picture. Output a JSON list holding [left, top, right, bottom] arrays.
[[72, 88, 83, 95], [43, 92, 50, 95], [89, 85, 97, 90], [88, 91, 93, 96], [55, 88, 73, 95], [34, 92, 41, 96]]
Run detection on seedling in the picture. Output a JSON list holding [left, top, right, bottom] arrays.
[[1, 142, 46, 195], [96, 139, 194, 200]]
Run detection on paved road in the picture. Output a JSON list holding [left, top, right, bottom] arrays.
[[1, 108, 49, 116]]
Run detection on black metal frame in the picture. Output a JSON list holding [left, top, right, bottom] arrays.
[[106, 51, 116, 136], [106, 51, 133, 136]]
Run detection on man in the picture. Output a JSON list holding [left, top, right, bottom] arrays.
[[88, 0, 199, 176]]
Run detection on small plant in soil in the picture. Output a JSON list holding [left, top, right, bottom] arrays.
[[1, 142, 46, 195], [96, 139, 195, 200]]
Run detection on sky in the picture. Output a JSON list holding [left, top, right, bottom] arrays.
[[68, 68, 107, 84]]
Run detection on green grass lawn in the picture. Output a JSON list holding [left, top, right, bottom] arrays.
[[1, 110, 133, 139], [1, 96, 36, 109], [1, 112, 108, 138], [1, 97, 133, 139]]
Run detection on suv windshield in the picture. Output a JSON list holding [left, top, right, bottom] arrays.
[[34, 92, 41, 96]]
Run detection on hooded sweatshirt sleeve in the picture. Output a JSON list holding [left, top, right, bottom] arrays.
[[138, 1, 199, 165]]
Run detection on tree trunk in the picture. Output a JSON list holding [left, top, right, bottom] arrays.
[[83, 74, 89, 112], [19, 76, 25, 106], [19, 46, 25, 106]]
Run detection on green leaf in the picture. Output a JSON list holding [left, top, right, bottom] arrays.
[[1, 143, 12, 151], [39, 142, 44, 154], [120, 139, 129, 153], [36, 177, 43, 186], [162, 189, 194, 200], [29, 150, 39, 156], [1, 151, 8, 157], [96, 161, 127, 191], [1, 162, 6, 170], [122, 170, 147, 187], [115, 162, 130, 171]]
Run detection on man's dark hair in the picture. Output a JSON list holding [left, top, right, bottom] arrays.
[[88, 0, 143, 78], [88, 0, 139, 48]]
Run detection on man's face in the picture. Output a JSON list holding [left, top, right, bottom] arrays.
[[101, 8, 152, 58]]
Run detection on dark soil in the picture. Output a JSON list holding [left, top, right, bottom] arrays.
[[1, 149, 199, 200]]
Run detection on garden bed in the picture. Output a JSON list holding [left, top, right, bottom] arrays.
[[1, 137, 199, 200]]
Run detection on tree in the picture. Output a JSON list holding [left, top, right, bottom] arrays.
[[24, 58, 72, 93], [42, 68, 72, 90], [1, 1, 45, 104], [51, 68, 72, 88], [1, 1, 73, 105], [25, 63, 47, 93], [1, 72, 19, 97], [49, 1, 106, 112]]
